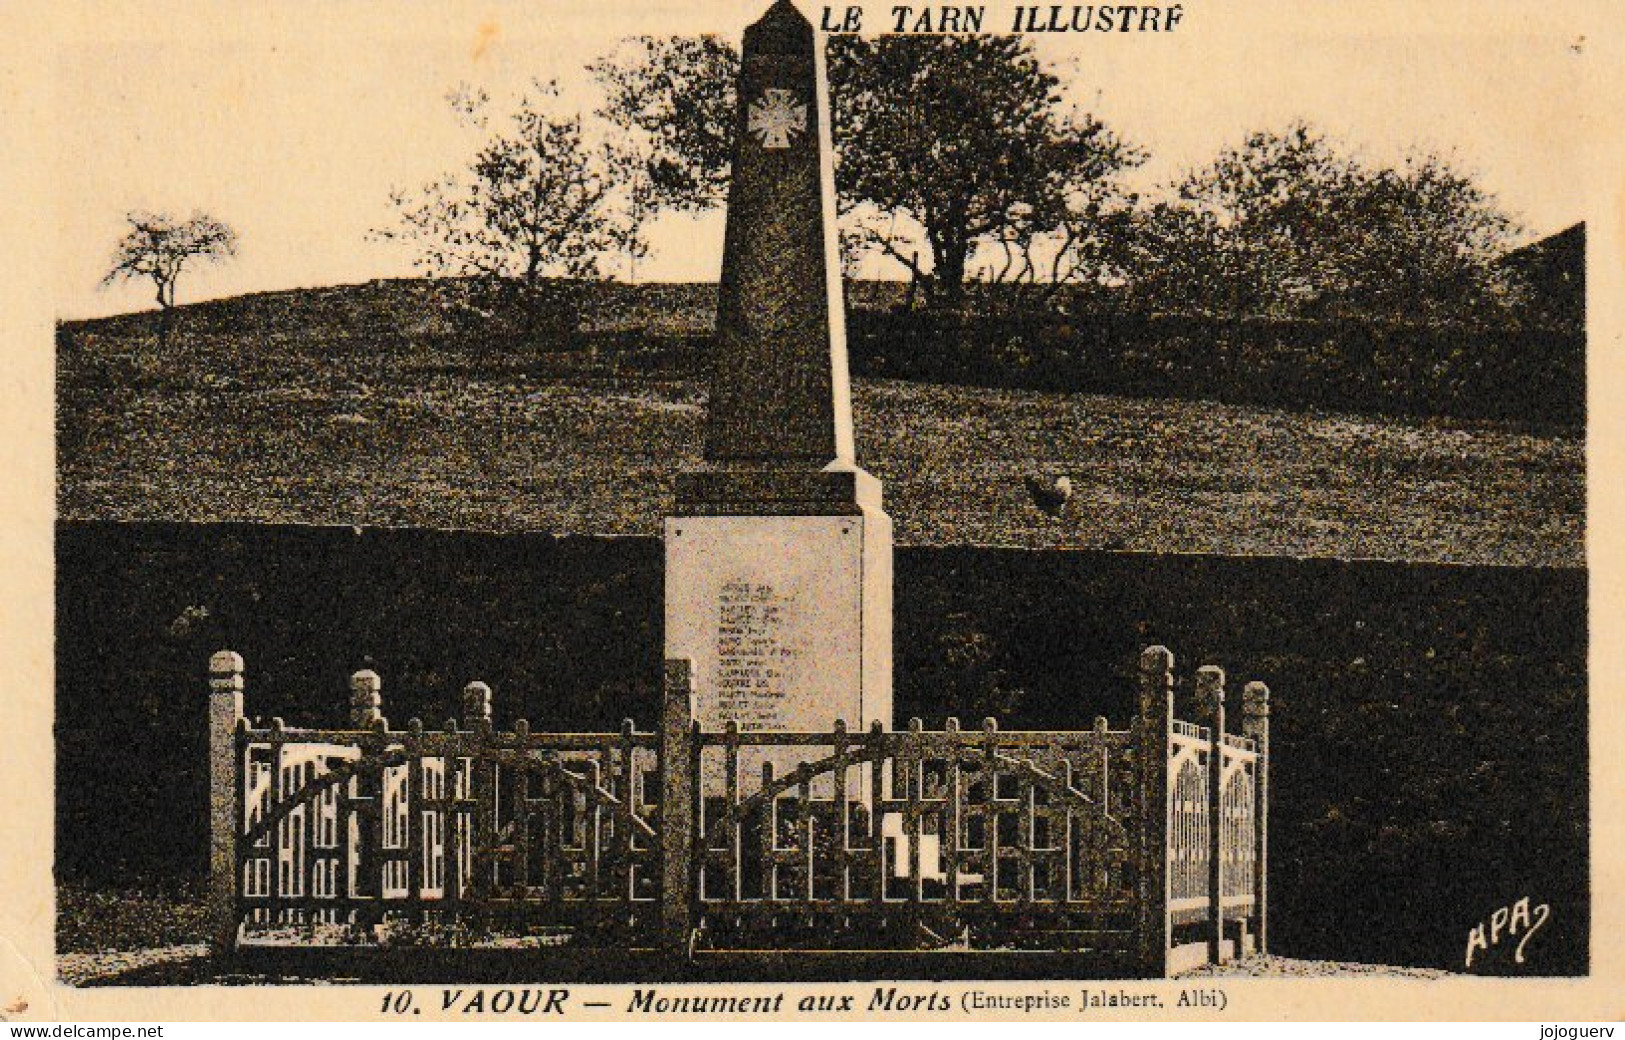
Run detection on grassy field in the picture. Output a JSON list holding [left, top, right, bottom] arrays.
[[57, 281, 1583, 566]]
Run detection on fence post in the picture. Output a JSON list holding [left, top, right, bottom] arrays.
[[1136, 646, 1174, 978], [463, 681, 496, 922], [661, 659, 697, 958], [207, 650, 245, 958], [350, 670, 385, 925], [351, 670, 384, 728], [462, 681, 493, 729], [1243, 681, 1271, 955], [1197, 665, 1226, 965]]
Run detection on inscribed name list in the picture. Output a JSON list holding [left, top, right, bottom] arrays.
[[714, 580, 796, 731], [664, 514, 871, 736]]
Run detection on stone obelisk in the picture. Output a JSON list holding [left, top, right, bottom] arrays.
[[665, 0, 892, 752]]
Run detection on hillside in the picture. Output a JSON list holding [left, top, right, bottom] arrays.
[[57, 279, 1584, 566]]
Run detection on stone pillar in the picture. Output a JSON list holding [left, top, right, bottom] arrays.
[[350, 669, 386, 911], [660, 660, 698, 954], [1243, 680, 1271, 955], [706, 0, 845, 466], [207, 650, 244, 957], [462, 681, 493, 729], [1197, 665, 1226, 965], [1136, 646, 1173, 978], [667, 0, 891, 791], [350, 669, 384, 729]]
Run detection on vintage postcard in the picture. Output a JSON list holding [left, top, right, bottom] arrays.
[[1, 0, 1621, 1023]]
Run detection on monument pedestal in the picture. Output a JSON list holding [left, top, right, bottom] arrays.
[[666, 467, 891, 792]]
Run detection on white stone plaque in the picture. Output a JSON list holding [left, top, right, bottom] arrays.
[[664, 513, 890, 737]]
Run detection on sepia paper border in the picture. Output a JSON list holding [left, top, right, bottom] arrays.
[[3, 0, 1622, 1021]]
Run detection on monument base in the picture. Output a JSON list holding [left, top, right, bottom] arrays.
[[673, 465, 882, 517], [665, 468, 892, 795]]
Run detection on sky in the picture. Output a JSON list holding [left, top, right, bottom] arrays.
[[52, 0, 1595, 319]]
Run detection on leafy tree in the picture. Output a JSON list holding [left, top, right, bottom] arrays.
[[589, 37, 739, 215], [591, 34, 1141, 309], [1331, 152, 1529, 322], [976, 188, 1142, 314], [375, 81, 636, 334], [830, 35, 1140, 309], [1130, 122, 1527, 323], [100, 211, 237, 337]]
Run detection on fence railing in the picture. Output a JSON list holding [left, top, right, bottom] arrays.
[[205, 644, 1268, 975], [1154, 659, 1270, 968], [685, 717, 1141, 957]]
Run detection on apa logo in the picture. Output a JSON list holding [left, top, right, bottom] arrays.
[[1465, 896, 1550, 969]]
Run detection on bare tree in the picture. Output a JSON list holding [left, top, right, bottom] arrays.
[[100, 211, 237, 337]]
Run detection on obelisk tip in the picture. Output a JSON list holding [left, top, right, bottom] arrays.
[[745, 0, 813, 53]]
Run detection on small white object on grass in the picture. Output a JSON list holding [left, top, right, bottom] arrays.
[[1024, 474, 1073, 516]]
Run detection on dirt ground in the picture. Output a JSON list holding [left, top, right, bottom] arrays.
[[55, 945, 1451, 988]]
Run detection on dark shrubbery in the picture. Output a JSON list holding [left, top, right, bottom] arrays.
[[61, 279, 1586, 429], [896, 546, 1587, 977], [849, 309, 1584, 429]]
